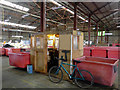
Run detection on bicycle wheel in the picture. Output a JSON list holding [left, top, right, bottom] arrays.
[[49, 66, 63, 83], [75, 70, 94, 88]]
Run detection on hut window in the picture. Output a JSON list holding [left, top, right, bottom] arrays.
[[36, 37, 44, 49], [73, 36, 79, 50]]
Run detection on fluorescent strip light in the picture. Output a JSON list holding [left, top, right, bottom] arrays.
[[51, 6, 64, 10], [49, 0, 88, 22], [3, 28, 36, 33], [117, 26, 120, 28], [0, 0, 29, 12], [0, 21, 36, 29], [49, 0, 62, 6], [22, 14, 29, 18], [12, 35, 23, 38], [105, 33, 112, 35]]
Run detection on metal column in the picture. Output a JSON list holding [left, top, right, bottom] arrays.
[[107, 36, 108, 43], [101, 30, 103, 43], [74, 3, 77, 30], [96, 23, 98, 45], [105, 35, 106, 42], [88, 15, 91, 46], [40, 2, 46, 32]]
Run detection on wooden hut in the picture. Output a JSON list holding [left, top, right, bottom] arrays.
[[30, 30, 83, 78]]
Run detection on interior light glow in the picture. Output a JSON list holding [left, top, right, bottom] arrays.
[[0, 0, 29, 12], [0, 21, 36, 29]]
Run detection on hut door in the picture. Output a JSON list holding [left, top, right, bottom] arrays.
[[34, 35, 47, 73]]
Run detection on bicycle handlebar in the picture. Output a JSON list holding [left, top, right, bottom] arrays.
[[55, 50, 70, 62], [55, 57, 67, 62]]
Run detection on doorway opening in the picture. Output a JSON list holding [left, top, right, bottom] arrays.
[[47, 34, 59, 72]]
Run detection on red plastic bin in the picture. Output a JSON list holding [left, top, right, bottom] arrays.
[[0, 47, 5, 55], [108, 47, 120, 59], [9, 52, 30, 68], [5, 48, 12, 56], [112, 43, 120, 47], [74, 56, 119, 86], [83, 47, 93, 56], [5, 48, 21, 56], [92, 47, 107, 58]]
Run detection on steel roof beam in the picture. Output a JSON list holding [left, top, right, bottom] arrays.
[[80, 2, 104, 25], [92, 2, 111, 15], [100, 11, 118, 20], [92, 2, 112, 29], [69, 2, 97, 23]]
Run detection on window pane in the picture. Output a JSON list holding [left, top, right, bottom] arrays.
[[73, 36, 79, 50], [36, 37, 44, 49]]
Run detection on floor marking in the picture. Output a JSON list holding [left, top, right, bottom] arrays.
[[21, 79, 35, 86]]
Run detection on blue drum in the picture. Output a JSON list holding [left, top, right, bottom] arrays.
[[27, 64, 33, 74]]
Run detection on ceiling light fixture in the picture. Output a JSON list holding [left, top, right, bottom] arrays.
[[22, 13, 30, 18], [3, 28, 36, 33], [117, 26, 120, 28], [12, 35, 23, 38], [0, 0, 29, 12], [0, 21, 36, 29]]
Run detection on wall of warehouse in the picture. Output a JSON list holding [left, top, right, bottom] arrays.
[[84, 30, 120, 45], [84, 31, 105, 43], [1, 29, 119, 45], [107, 30, 120, 44], [2, 31, 31, 42]]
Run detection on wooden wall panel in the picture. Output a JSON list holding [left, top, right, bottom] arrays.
[[59, 34, 71, 80], [72, 49, 83, 59], [79, 32, 84, 50], [59, 34, 71, 50], [59, 50, 71, 80], [30, 49, 35, 70], [35, 51, 44, 72]]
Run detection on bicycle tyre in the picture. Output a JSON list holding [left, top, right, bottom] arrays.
[[49, 66, 63, 83], [75, 69, 94, 88]]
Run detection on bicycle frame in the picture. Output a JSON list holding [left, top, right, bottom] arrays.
[[56, 61, 84, 80]]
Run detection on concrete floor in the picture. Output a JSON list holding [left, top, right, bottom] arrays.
[[2, 56, 119, 89]]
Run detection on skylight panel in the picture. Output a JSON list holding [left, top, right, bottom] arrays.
[[0, 0, 29, 12]]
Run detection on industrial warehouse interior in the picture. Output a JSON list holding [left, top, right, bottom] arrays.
[[0, 0, 120, 89]]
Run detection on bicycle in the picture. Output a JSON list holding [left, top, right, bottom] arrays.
[[48, 50, 94, 88]]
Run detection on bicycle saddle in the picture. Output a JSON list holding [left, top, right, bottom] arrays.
[[73, 60, 81, 63]]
